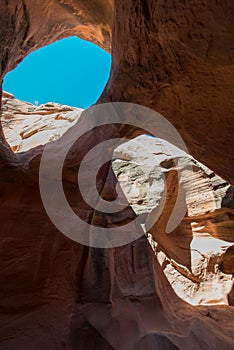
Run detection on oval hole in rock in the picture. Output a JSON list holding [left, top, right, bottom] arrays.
[[3, 36, 111, 108], [2, 36, 111, 152]]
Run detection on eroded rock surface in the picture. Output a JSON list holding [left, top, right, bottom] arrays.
[[0, 1, 233, 184], [0, 1, 234, 349], [0, 0, 113, 81], [0, 97, 234, 349], [1, 91, 82, 152], [103, 0, 234, 184], [0, 0, 112, 160], [113, 136, 234, 306]]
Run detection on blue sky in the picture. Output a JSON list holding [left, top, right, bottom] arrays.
[[3, 36, 111, 109]]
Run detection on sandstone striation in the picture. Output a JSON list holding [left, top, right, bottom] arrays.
[[1, 91, 82, 152], [0, 96, 234, 349], [0, 1, 234, 349], [102, 0, 234, 184], [0, 1, 233, 183], [0, 0, 113, 161]]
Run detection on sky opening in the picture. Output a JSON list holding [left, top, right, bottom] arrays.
[[3, 36, 111, 109]]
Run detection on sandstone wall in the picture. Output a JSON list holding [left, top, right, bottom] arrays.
[[0, 1, 233, 349]]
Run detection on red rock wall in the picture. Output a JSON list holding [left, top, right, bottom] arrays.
[[102, 0, 234, 184], [0, 1, 233, 349]]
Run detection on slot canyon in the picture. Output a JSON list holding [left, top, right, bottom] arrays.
[[0, 1, 233, 349]]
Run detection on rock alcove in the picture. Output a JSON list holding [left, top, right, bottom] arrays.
[[0, 1, 233, 349]]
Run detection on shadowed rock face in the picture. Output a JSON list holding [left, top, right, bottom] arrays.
[[0, 1, 234, 349], [1, 95, 234, 349], [102, 0, 234, 185], [0, 0, 113, 156], [0, 0, 234, 183], [0, 0, 113, 79]]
